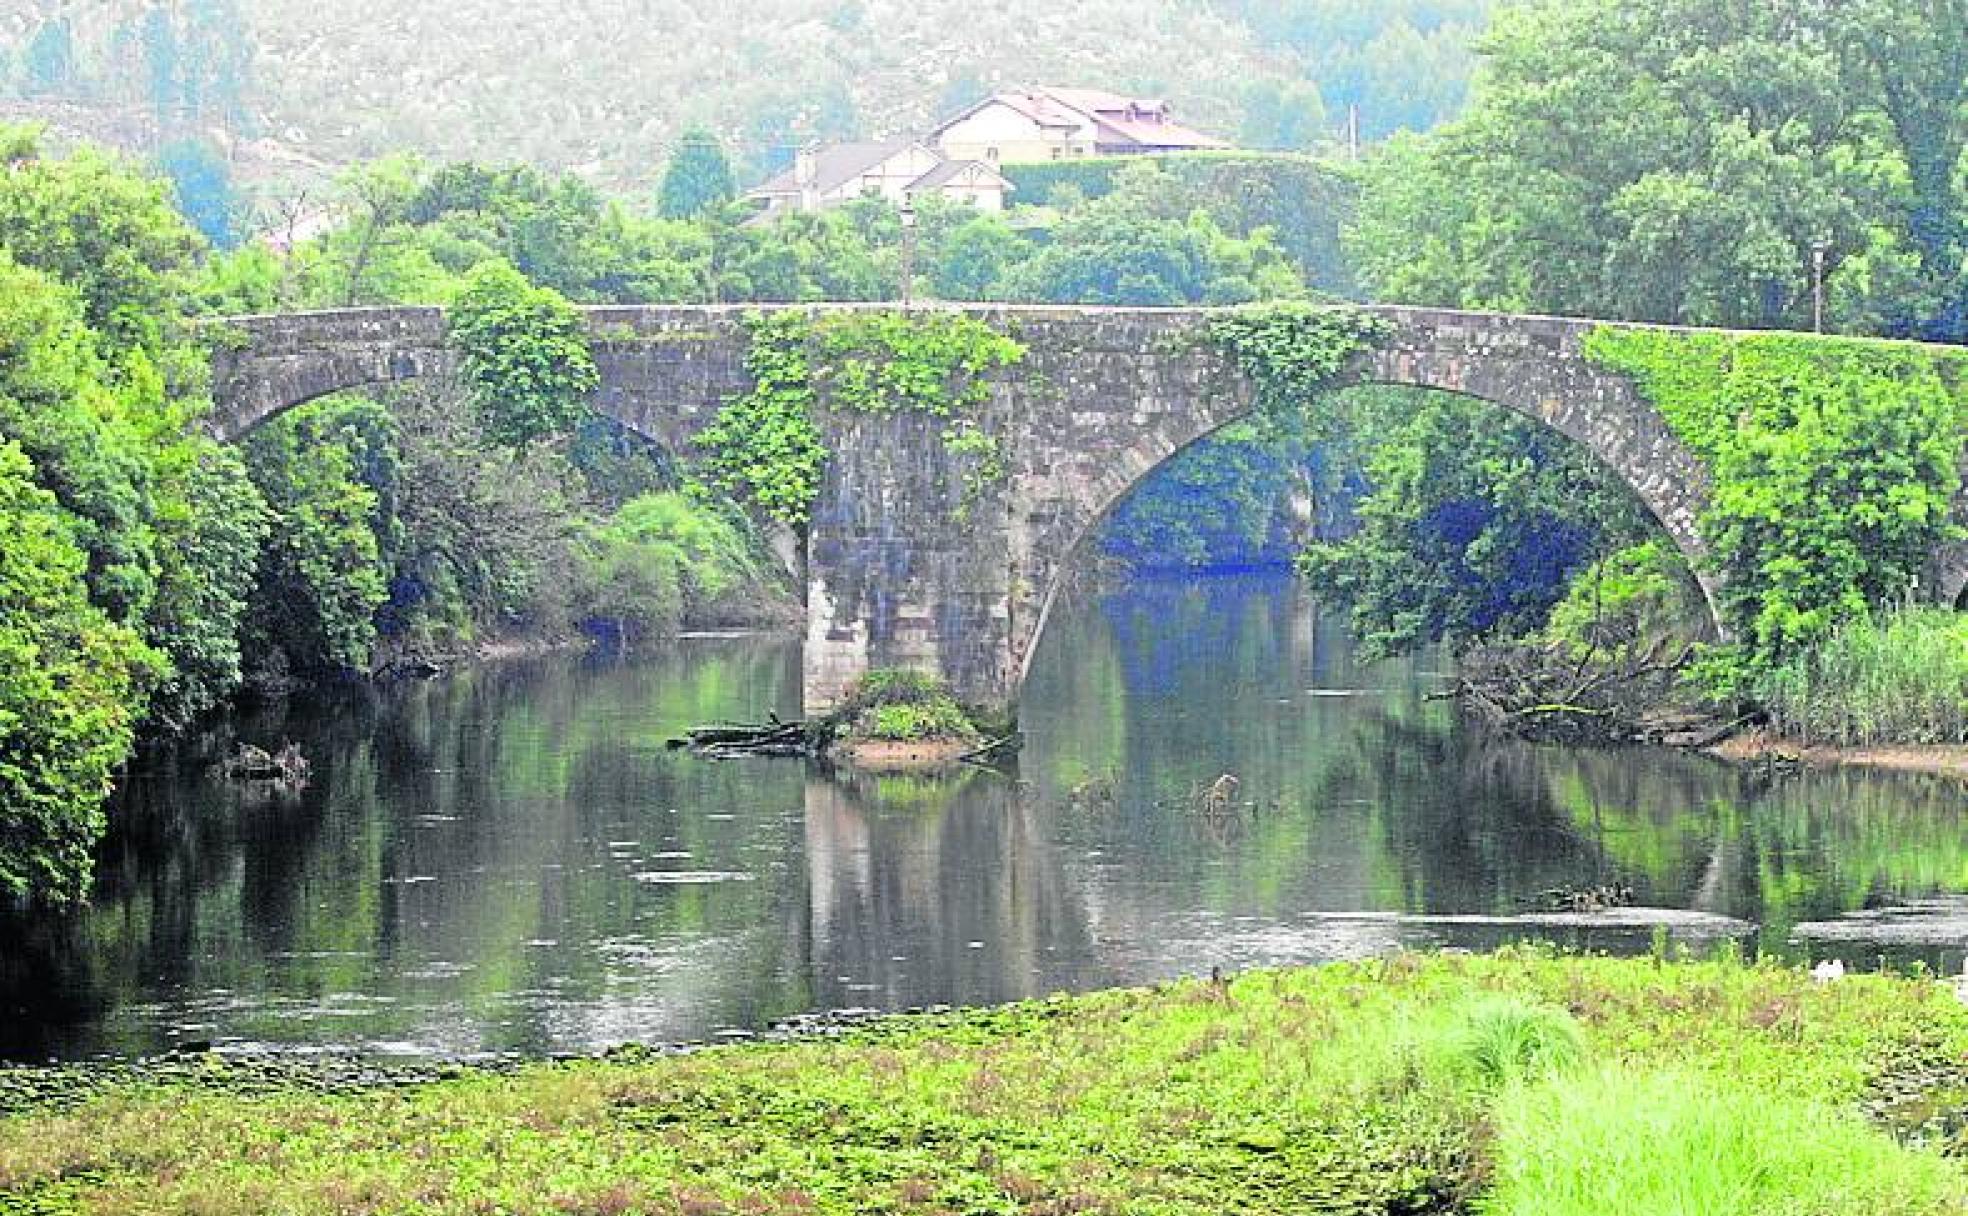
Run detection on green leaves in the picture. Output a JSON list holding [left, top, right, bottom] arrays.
[[1351, 0, 1967, 339], [1586, 327, 1968, 663], [448, 259, 601, 448], [0, 443, 159, 906], [695, 311, 1024, 528], [1207, 303, 1392, 412]]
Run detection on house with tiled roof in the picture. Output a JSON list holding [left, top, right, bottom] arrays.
[[745, 138, 1013, 216], [931, 87, 1229, 165]]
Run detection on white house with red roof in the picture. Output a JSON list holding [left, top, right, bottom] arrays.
[[931, 87, 1228, 165]]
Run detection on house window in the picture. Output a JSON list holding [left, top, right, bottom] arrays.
[[985, 146, 999, 162], [1051, 147, 1062, 159]]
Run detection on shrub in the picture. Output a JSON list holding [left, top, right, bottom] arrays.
[[570, 492, 779, 641], [838, 669, 979, 741]]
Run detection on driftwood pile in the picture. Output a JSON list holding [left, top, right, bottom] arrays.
[[668, 716, 814, 759], [1440, 637, 1696, 743]]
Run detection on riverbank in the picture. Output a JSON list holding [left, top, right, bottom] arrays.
[[1711, 729, 1968, 783], [5, 951, 1966, 1214]]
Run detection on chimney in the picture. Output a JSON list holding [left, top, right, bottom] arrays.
[[796, 143, 820, 212]]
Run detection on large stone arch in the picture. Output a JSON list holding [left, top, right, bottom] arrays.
[[210, 303, 1731, 714], [998, 307, 1720, 696]]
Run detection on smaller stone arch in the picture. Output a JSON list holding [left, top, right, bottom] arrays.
[[207, 308, 455, 440]]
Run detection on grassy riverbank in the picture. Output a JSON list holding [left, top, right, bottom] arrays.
[[5, 951, 1968, 1214]]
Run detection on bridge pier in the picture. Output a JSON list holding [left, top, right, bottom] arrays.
[[801, 392, 1019, 717]]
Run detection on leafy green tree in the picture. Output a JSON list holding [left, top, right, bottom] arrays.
[[144, 445, 270, 730], [657, 130, 736, 220], [244, 401, 391, 674], [1240, 79, 1330, 152], [448, 260, 600, 447], [927, 212, 1026, 300], [0, 132, 204, 356], [0, 442, 159, 906], [1303, 389, 1654, 657], [375, 379, 583, 652], [1351, 0, 1966, 338], [0, 253, 159, 625]]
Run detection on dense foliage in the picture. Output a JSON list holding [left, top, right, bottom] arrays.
[[1585, 328, 1968, 663], [448, 260, 601, 448], [1351, 0, 1968, 341], [0, 446, 157, 906], [0, 129, 286, 902], [1304, 392, 1656, 656]]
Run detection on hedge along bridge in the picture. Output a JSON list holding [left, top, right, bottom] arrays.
[[206, 303, 1919, 716]]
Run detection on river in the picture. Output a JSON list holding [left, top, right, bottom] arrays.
[[5, 574, 1967, 1062]]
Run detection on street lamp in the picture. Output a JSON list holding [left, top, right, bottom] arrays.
[[899, 199, 917, 307]]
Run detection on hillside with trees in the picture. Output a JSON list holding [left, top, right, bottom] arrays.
[[1, 0, 1492, 196]]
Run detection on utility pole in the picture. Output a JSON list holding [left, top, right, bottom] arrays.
[[1347, 104, 1361, 161], [1812, 239, 1829, 333], [900, 199, 918, 307]]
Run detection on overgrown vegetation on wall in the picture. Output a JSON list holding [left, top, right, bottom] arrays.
[[1585, 329, 1968, 668], [697, 310, 1024, 528]]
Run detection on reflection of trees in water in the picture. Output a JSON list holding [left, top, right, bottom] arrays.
[[1024, 575, 1968, 953], [4, 639, 819, 1058]]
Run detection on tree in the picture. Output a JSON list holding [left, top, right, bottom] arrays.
[[657, 130, 736, 220], [244, 401, 391, 674], [1303, 390, 1655, 657], [0, 132, 204, 356], [1240, 79, 1330, 152], [927, 212, 1025, 300], [1350, 0, 1966, 338], [0, 442, 158, 907], [144, 446, 270, 730], [448, 260, 600, 447], [158, 139, 241, 249], [0, 253, 160, 626], [1005, 165, 1304, 305]]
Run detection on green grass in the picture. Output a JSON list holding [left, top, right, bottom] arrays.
[[1758, 606, 1968, 746], [4, 951, 1967, 1214]]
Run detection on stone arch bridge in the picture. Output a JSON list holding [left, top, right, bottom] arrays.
[[203, 303, 1930, 716]]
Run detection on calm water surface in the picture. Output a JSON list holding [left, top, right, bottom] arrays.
[[7, 574, 1968, 1061]]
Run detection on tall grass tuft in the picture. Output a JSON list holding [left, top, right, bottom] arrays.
[[1439, 997, 1587, 1087], [1483, 1065, 1968, 1216], [1757, 606, 1968, 746]]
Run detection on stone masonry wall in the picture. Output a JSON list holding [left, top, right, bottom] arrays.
[[210, 303, 1753, 714]]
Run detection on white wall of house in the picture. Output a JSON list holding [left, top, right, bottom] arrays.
[[918, 166, 1009, 212], [935, 101, 1093, 165], [820, 144, 944, 206]]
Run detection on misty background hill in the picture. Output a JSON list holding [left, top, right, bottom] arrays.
[[1, 0, 1491, 195]]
